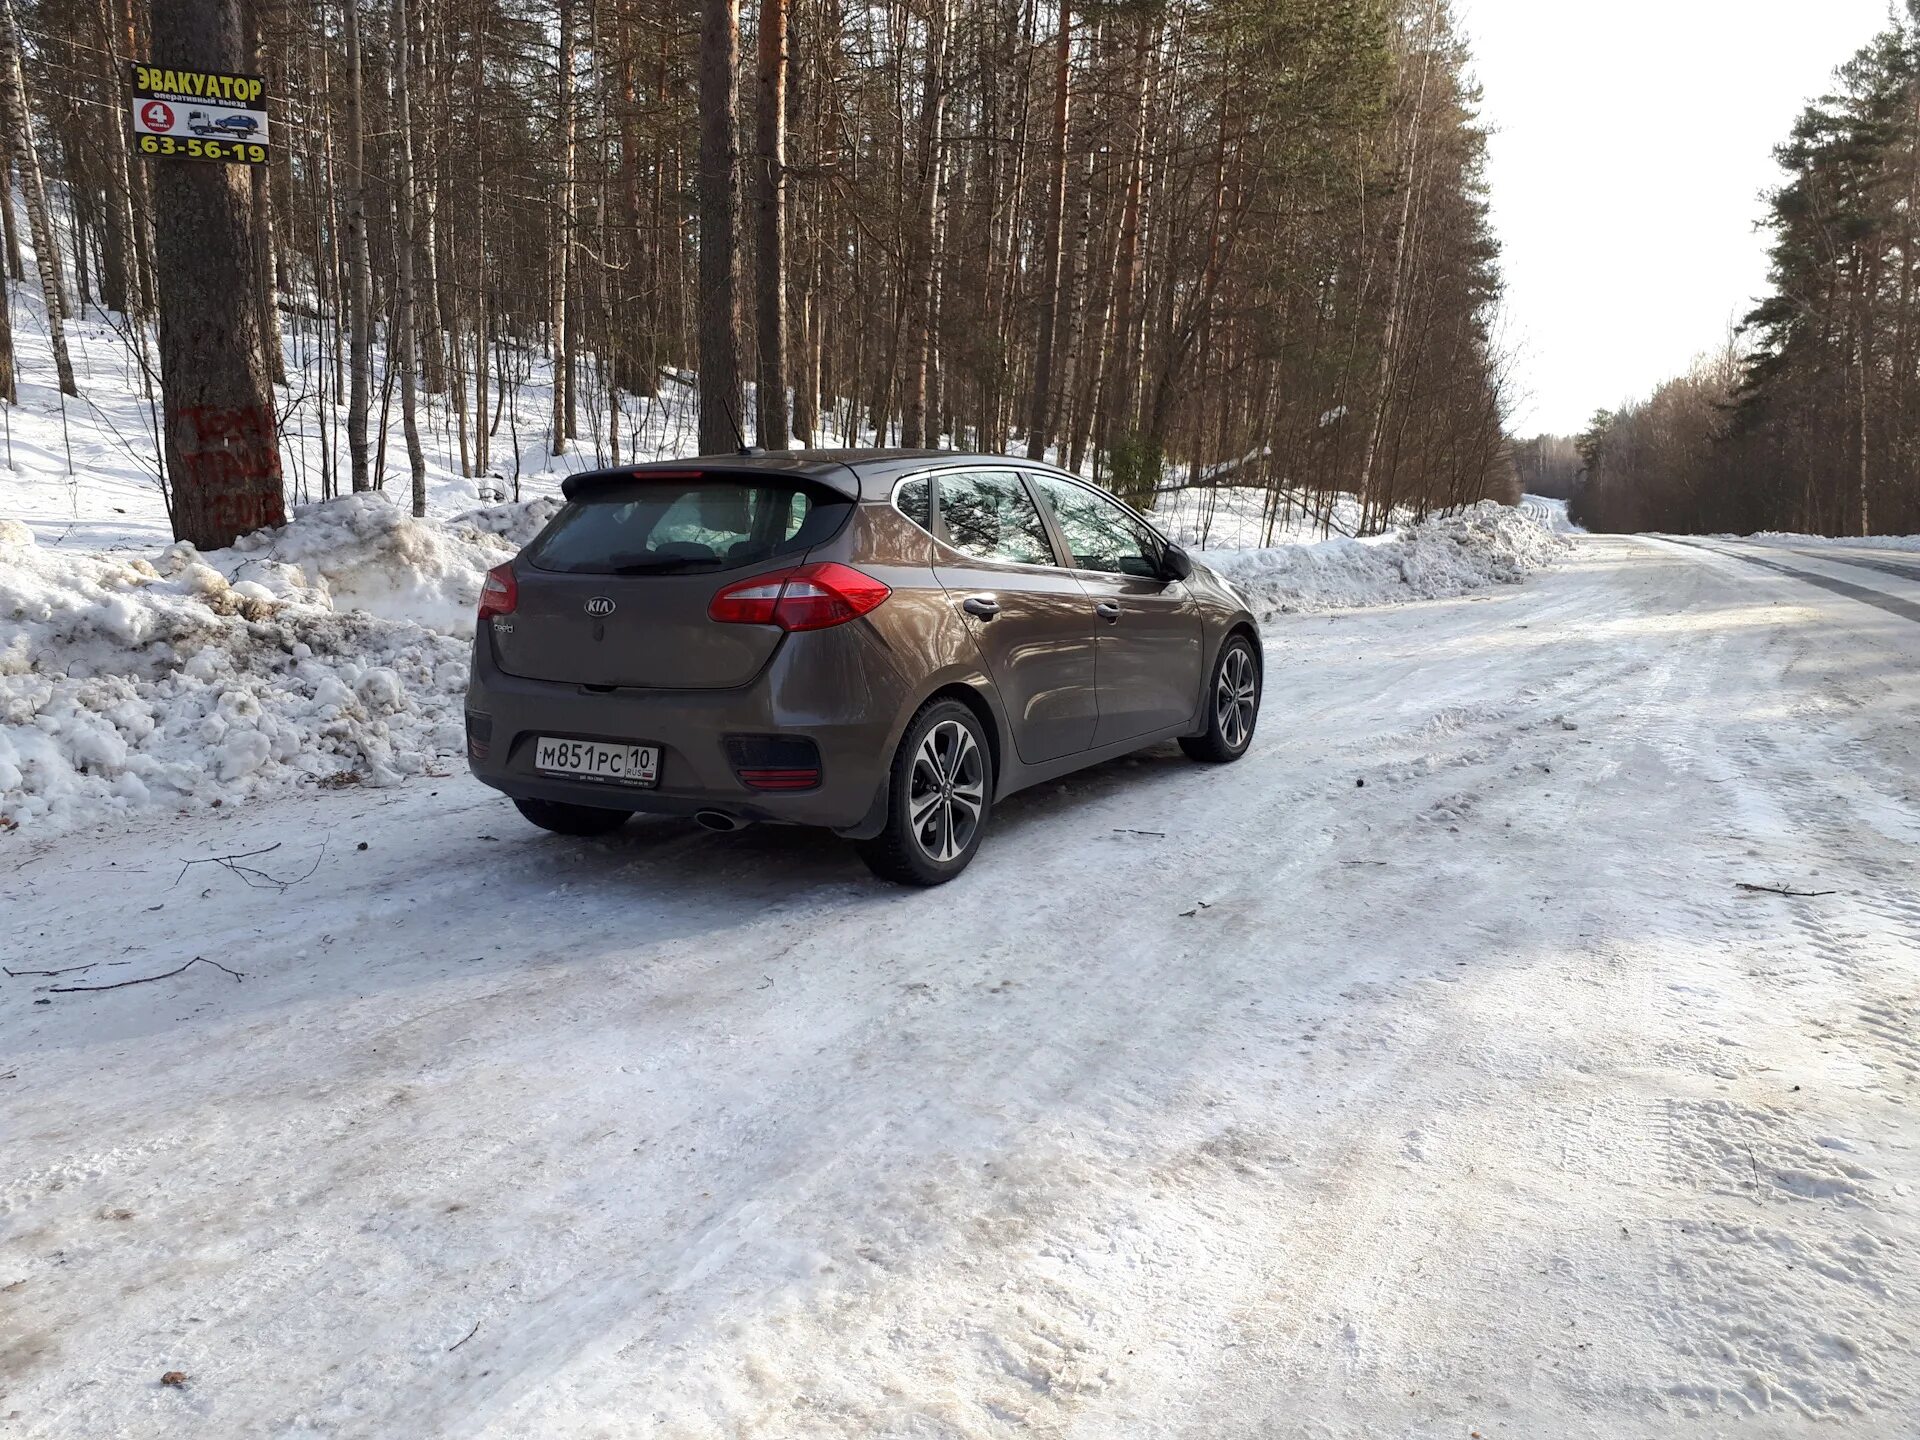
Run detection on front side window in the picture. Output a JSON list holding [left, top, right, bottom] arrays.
[[1029, 475, 1164, 578], [937, 471, 1058, 566]]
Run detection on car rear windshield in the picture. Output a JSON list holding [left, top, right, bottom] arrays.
[[523, 478, 851, 575]]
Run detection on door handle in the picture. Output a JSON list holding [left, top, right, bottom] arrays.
[[1094, 600, 1122, 623], [962, 594, 1002, 620]]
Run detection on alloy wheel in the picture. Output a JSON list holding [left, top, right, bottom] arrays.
[[1216, 645, 1258, 750], [907, 719, 986, 862]]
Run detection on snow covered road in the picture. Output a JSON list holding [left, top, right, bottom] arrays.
[[5, 535, 1920, 1438]]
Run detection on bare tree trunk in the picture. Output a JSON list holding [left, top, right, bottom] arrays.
[[415, 4, 445, 397], [90, 0, 136, 315], [149, 0, 284, 546], [616, 40, 648, 395], [1357, 0, 1438, 525], [753, 0, 789, 447], [1857, 256, 1873, 538], [119, 0, 160, 312], [1053, 141, 1093, 468], [1024, 0, 1070, 459], [242, 0, 283, 381], [1095, 13, 1152, 461], [0, 259, 14, 403], [900, 0, 947, 449], [344, 0, 372, 490], [0, 0, 75, 394], [698, 0, 743, 453], [392, 0, 425, 514], [471, 18, 490, 477], [0, 125, 20, 281], [550, 0, 576, 455]]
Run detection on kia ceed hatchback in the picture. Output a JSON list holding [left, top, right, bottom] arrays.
[[466, 451, 1262, 884]]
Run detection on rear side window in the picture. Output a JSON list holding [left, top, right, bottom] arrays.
[[524, 479, 850, 575], [895, 476, 931, 531], [937, 471, 1057, 566]]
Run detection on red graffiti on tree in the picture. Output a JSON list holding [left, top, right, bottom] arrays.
[[170, 402, 285, 537]]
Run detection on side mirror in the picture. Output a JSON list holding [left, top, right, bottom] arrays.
[[1160, 541, 1194, 582]]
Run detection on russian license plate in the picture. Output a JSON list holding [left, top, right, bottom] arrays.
[[533, 737, 659, 787]]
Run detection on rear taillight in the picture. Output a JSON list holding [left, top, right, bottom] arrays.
[[708, 562, 890, 632], [478, 563, 517, 621]]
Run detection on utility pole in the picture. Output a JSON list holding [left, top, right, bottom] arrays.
[[145, 0, 283, 547]]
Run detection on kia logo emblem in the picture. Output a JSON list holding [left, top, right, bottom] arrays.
[[584, 596, 616, 618]]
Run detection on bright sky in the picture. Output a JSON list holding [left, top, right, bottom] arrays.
[[1458, 0, 1898, 435]]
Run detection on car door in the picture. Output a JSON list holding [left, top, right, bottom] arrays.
[[1026, 472, 1205, 747], [924, 468, 1098, 764]]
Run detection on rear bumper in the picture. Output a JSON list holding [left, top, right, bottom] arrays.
[[464, 624, 908, 833]]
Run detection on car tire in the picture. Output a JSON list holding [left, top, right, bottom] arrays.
[[1180, 634, 1261, 764], [512, 797, 632, 836], [856, 698, 994, 886]]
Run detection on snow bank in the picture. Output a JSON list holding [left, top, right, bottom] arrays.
[[0, 500, 478, 832], [1744, 531, 1920, 551], [208, 491, 562, 633], [1198, 501, 1566, 618]]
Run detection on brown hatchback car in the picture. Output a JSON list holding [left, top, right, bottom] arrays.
[[466, 450, 1262, 884]]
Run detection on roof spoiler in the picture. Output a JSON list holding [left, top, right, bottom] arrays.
[[560, 460, 860, 503]]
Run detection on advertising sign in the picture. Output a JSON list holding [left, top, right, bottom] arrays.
[[129, 63, 268, 165]]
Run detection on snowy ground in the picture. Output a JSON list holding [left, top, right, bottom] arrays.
[[6, 533, 1920, 1437]]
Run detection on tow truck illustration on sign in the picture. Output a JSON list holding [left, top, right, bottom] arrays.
[[187, 110, 260, 139]]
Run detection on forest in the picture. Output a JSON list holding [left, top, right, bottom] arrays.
[[0, 0, 1512, 547], [1574, 15, 1920, 537], [1509, 431, 1575, 500]]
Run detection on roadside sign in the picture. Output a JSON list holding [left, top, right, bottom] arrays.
[[129, 62, 268, 165]]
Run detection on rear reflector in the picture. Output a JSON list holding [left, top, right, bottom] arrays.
[[725, 735, 822, 792], [708, 562, 890, 632], [477, 563, 517, 620], [736, 768, 821, 792], [465, 711, 492, 761]]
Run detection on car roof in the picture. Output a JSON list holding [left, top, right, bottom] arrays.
[[564, 449, 1085, 504]]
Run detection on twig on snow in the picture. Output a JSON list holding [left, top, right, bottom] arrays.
[[1735, 882, 1837, 899], [448, 1320, 481, 1352], [48, 956, 245, 994], [1114, 828, 1166, 838], [174, 841, 326, 892], [5, 960, 115, 978]]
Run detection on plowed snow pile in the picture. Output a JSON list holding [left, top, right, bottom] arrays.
[[0, 495, 553, 832], [2, 492, 1560, 832], [1198, 501, 1565, 617]]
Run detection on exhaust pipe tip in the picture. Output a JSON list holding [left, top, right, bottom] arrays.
[[694, 809, 748, 833]]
